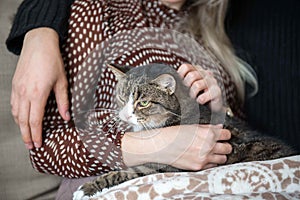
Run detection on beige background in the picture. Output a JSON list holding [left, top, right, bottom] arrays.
[[0, 0, 61, 199]]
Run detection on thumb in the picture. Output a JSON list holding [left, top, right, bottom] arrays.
[[54, 76, 70, 121]]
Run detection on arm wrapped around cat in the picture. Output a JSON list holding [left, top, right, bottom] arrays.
[[72, 63, 296, 198], [111, 63, 232, 170]]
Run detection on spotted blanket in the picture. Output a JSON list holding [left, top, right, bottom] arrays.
[[71, 155, 300, 200]]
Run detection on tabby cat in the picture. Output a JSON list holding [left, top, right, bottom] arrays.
[[74, 63, 295, 199]]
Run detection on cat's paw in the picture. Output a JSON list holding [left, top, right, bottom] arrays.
[[73, 184, 97, 200], [73, 189, 89, 200]]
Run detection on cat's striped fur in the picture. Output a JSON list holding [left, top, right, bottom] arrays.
[[74, 63, 296, 198]]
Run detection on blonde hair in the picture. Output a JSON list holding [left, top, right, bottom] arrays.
[[181, 0, 258, 102]]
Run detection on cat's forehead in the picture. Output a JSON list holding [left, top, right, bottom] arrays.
[[117, 78, 159, 99], [119, 74, 149, 88]]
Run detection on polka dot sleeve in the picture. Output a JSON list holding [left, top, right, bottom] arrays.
[[29, 0, 242, 178]]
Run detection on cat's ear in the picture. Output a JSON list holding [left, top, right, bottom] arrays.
[[152, 74, 176, 95], [106, 63, 127, 80]]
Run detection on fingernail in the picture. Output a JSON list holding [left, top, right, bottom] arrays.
[[25, 143, 33, 149], [66, 111, 70, 120], [198, 96, 204, 104], [34, 142, 41, 148]]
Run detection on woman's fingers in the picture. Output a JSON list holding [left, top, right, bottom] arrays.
[[189, 79, 207, 99], [178, 63, 223, 110], [197, 83, 223, 111], [177, 63, 194, 78], [10, 90, 19, 124], [207, 154, 227, 165], [212, 142, 232, 155], [10, 28, 71, 150], [183, 70, 204, 87], [199, 124, 231, 141], [30, 97, 48, 148], [17, 99, 33, 149], [54, 77, 70, 121], [202, 163, 218, 170]]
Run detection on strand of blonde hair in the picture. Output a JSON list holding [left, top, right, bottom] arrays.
[[181, 0, 258, 102]]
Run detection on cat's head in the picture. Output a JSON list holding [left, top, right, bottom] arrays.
[[108, 63, 185, 132]]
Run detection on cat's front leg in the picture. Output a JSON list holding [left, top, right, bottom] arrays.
[[73, 181, 100, 200], [73, 170, 140, 200]]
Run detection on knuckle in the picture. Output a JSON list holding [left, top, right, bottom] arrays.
[[18, 84, 27, 96], [192, 162, 205, 171], [32, 136, 42, 144], [11, 108, 18, 117], [10, 103, 17, 115], [18, 119, 29, 127], [30, 119, 42, 127], [31, 85, 43, 97], [20, 134, 32, 144], [181, 63, 190, 70], [23, 138, 32, 144], [189, 71, 198, 79], [179, 64, 197, 79], [195, 80, 206, 89], [10, 100, 14, 108]]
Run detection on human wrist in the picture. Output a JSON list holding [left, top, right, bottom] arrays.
[[21, 27, 62, 64], [121, 127, 176, 166], [24, 27, 59, 47]]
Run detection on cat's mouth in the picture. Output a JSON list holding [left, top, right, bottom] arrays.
[[119, 114, 167, 132]]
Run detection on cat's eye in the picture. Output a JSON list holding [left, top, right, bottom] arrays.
[[138, 101, 151, 107]]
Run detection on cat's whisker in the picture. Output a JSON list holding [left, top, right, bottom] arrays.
[[141, 122, 160, 136], [75, 108, 119, 125], [101, 116, 120, 130], [77, 108, 119, 116], [104, 119, 120, 134], [115, 117, 131, 131], [91, 108, 119, 112], [167, 111, 181, 118], [113, 120, 123, 133], [141, 122, 148, 131], [76, 108, 118, 113]]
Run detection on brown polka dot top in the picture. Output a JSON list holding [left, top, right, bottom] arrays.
[[30, 0, 241, 178]]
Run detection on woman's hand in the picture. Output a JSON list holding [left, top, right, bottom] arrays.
[[121, 124, 232, 170], [11, 28, 70, 150], [177, 63, 223, 112]]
